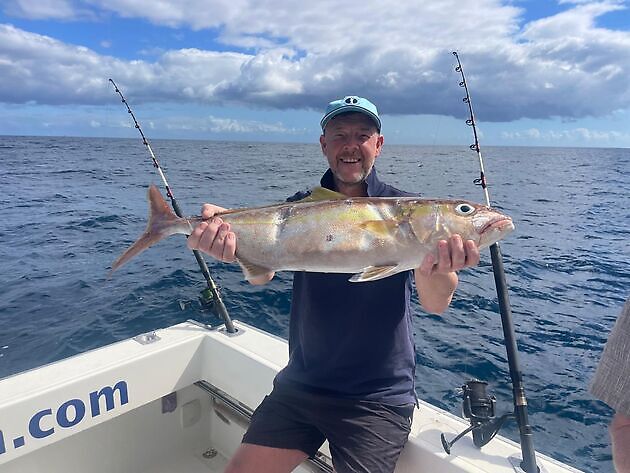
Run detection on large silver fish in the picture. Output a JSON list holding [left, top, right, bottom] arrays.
[[111, 185, 514, 282]]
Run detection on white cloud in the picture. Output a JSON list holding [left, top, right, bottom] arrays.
[[0, 24, 251, 105], [206, 115, 292, 134], [159, 114, 297, 134], [0, 0, 629, 122], [527, 128, 541, 139], [501, 126, 630, 143], [3, 0, 95, 20], [4, 0, 72, 19]]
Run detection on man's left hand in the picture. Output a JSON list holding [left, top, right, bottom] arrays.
[[418, 235, 480, 277]]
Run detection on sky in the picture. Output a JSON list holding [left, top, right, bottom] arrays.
[[1, 0, 629, 147]]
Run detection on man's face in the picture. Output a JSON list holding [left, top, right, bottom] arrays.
[[320, 113, 383, 188]]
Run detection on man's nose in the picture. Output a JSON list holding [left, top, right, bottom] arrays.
[[343, 136, 361, 149]]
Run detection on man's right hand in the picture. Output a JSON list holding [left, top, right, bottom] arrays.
[[187, 204, 236, 262]]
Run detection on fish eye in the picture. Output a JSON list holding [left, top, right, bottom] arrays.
[[455, 203, 475, 215]]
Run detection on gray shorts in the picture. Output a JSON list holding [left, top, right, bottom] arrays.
[[242, 382, 414, 473], [590, 298, 630, 415]]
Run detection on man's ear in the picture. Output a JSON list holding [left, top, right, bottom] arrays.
[[375, 134, 384, 157], [319, 134, 326, 153]]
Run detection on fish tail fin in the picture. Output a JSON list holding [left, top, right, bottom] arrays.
[[110, 185, 188, 273]]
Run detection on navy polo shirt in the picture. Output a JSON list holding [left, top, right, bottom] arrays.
[[275, 168, 417, 406]]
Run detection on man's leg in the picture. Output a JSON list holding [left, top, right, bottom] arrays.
[[320, 400, 413, 473], [224, 443, 309, 473], [226, 385, 326, 473]]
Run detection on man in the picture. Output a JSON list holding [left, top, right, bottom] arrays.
[[590, 298, 630, 473], [188, 96, 481, 473]]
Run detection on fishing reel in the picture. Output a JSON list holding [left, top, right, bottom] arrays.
[[177, 289, 216, 312], [198, 287, 216, 311], [441, 379, 513, 454]]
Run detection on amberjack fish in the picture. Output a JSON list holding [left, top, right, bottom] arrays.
[[112, 185, 514, 282]]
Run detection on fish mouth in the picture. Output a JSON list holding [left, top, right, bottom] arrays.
[[480, 217, 514, 235]]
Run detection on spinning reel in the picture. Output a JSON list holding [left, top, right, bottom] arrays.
[[441, 379, 513, 454]]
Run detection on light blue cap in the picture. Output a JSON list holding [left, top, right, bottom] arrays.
[[320, 96, 381, 132]]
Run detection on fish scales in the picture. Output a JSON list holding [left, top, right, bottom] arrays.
[[233, 200, 381, 270]]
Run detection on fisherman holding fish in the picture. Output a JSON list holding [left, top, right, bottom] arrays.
[[113, 95, 513, 472], [185, 96, 490, 473]]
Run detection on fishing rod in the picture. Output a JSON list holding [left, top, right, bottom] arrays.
[[108, 78, 236, 334], [442, 52, 539, 473]]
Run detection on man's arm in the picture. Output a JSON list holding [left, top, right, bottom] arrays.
[[414, 235, 480, 314], [611, 413, 630, 473], [187, 203, 275, 285]]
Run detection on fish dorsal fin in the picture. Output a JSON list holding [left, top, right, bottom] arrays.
[[297, 187, 346, 202], [358, 220, 399, 238], [349, 265, 402, 283], [237, 257, 273, 282]]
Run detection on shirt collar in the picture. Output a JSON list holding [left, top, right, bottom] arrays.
[[320, 167, 385, 197]]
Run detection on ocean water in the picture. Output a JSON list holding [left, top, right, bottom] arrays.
[[1, 135, 628, 472]]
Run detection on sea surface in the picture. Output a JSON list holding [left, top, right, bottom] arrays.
[[1, 135, 628, 472]]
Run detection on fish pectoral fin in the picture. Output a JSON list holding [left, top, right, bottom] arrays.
[[358, 220, 399, 238], [296, 187, 347, 202], [349, 265, 401, 283], [237, 258, 273, 281]]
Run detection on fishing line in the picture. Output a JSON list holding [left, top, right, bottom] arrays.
[[450, 51, 539, 473], [108, 78, 235, 333]]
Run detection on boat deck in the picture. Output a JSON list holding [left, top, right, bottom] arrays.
[[138, 449, 229, 473], [0, 320, 582, 473]]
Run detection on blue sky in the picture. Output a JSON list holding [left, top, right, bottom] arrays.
[[1, 0, 629, 147]]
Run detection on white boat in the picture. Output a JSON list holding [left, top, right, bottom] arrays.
[[0, 319, 583, 473]]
